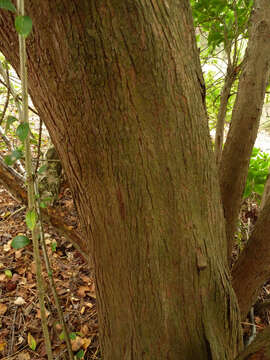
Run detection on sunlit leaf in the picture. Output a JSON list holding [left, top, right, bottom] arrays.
[[26, 210, 37, 230], [27, 333, 36, 351], [4, 269, 12, 278], [15, 15, 32, 38]]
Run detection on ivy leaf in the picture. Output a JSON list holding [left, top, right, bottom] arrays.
[[5, 115, 17, 133], [15, 15, 32, 38], [11, 235, 30, 249], [26, 210, 37, 231], [16, 122, 29, 142], [27, 333, 37, 351], [38, 165, 47, 174], [0, 0, 16, 12]]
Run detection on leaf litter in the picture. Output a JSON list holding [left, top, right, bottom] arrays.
[[0, 185, 100, 359]]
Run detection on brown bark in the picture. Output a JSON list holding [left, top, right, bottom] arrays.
[[219, 0, 270, 257], [0, 1, 243, 358], [232, 194, 270, 320], [235, 326, 270, 360], [0, 155, 87, 258]]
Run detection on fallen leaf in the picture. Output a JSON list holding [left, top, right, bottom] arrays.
[[82, 337, 92, 350], [80, 324, 89, 336], [0, 304, 8, 315], [0, 341, 6, 352], [71, 336, 84, 351], [14, 296, 26, 306], [27, 333, 37, 351], [77, 286, 91, 298], [18, 351, 31, 360]]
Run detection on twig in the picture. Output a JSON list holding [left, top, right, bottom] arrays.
[[2, 205, 26, 222], [0, 62, 10, 126]]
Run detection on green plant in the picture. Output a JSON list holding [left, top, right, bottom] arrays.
[[244, 147, 270, 199]]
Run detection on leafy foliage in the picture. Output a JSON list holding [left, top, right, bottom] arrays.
[[191, 0, 253, 52], [0, 0, 16, 12], [244, 147, 270, 199]]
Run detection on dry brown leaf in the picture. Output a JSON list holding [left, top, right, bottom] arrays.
[[0, 303, 8, 315], [82, 337, 92, 350], [0, 341, 6, 352], [15, 250, 22, 259], [71, 336, 84, 351], [80, 324, 89, 336], [77, 286, 91, 298], [18, 351, 31, 360], [81, 275, 91, 284]]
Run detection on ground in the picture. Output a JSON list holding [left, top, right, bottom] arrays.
[[0, 185, 100, 360]]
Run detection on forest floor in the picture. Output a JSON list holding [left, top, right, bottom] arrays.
[[0, 185, 100, 360]]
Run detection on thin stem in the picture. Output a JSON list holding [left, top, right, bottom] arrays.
[[16, 0, 53, 358]]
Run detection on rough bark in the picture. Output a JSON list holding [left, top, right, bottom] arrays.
[[232, 194, 270, 320], [0, 155, 87, 258], [219, 0, 270, 257], [0, 1, 243, 359]]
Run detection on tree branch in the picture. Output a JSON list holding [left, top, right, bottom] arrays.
[[219, 0, 270, 257]]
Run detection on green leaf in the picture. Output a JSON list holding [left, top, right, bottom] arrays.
[[28, 333, 37, 351], [5, 269, 12, 278], [69, 332, 77, 340], [0, 0, 16, 12], [26, 210, 37, 230], [38, 165, 47, 174], [59, 331, 65, 341], [15, 15, 32, 38], [51, 241, 57, 252], [75, 349, 84, 359], [4, 154, 15, 166], [16, 122, 29, 142], [11, 235, 30, 249], [40, 202, 47, 209], [5, 115, 17, 133]]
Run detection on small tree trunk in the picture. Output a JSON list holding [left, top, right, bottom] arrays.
[[260, 169, 270, 210], [214, 67, 237, 165], [219, 0, 270, 257], [233, 194, 270, 320]]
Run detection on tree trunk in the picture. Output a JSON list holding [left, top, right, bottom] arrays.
[[219, 0, 270, 257], [214, 66, 238, 165], [0, 1, 243, 358], [232, 194, 270, 320]]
